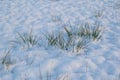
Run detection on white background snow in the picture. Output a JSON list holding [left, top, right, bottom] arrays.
[[0, 0, 120, 80]]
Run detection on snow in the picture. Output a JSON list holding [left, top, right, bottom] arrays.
[[0, 0, 120, 80]]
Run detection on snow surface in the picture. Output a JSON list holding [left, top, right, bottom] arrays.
[[0, 0, 120, 80]]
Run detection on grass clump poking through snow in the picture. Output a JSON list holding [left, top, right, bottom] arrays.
[[91, 23, 103, 41], [46, 22, 103, 53], [10, 30, 40, 50], [45, 31, 74, 50], [0, 50, 13, 70], [45, 32, 58, 46]]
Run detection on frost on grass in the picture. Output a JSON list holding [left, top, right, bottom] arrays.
[[8, 21, 103, 54], [45, 22, 103, 53], [0, 50, 14, 70], [9, 30, 40, 50]]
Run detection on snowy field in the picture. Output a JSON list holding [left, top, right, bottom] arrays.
[[0, 0, 120, 80]]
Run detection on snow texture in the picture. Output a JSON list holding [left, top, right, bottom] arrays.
[[0, 0, 120, 80]]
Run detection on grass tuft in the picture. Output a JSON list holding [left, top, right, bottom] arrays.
[[91, 23, 103, 41], [1, 50, 13, 70], [45, 32, 58, 46], [10, 30, 40, 49], [45, 22, 103, 53]]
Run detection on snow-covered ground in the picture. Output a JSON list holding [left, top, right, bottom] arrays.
[[0, 0, 120, 80]]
